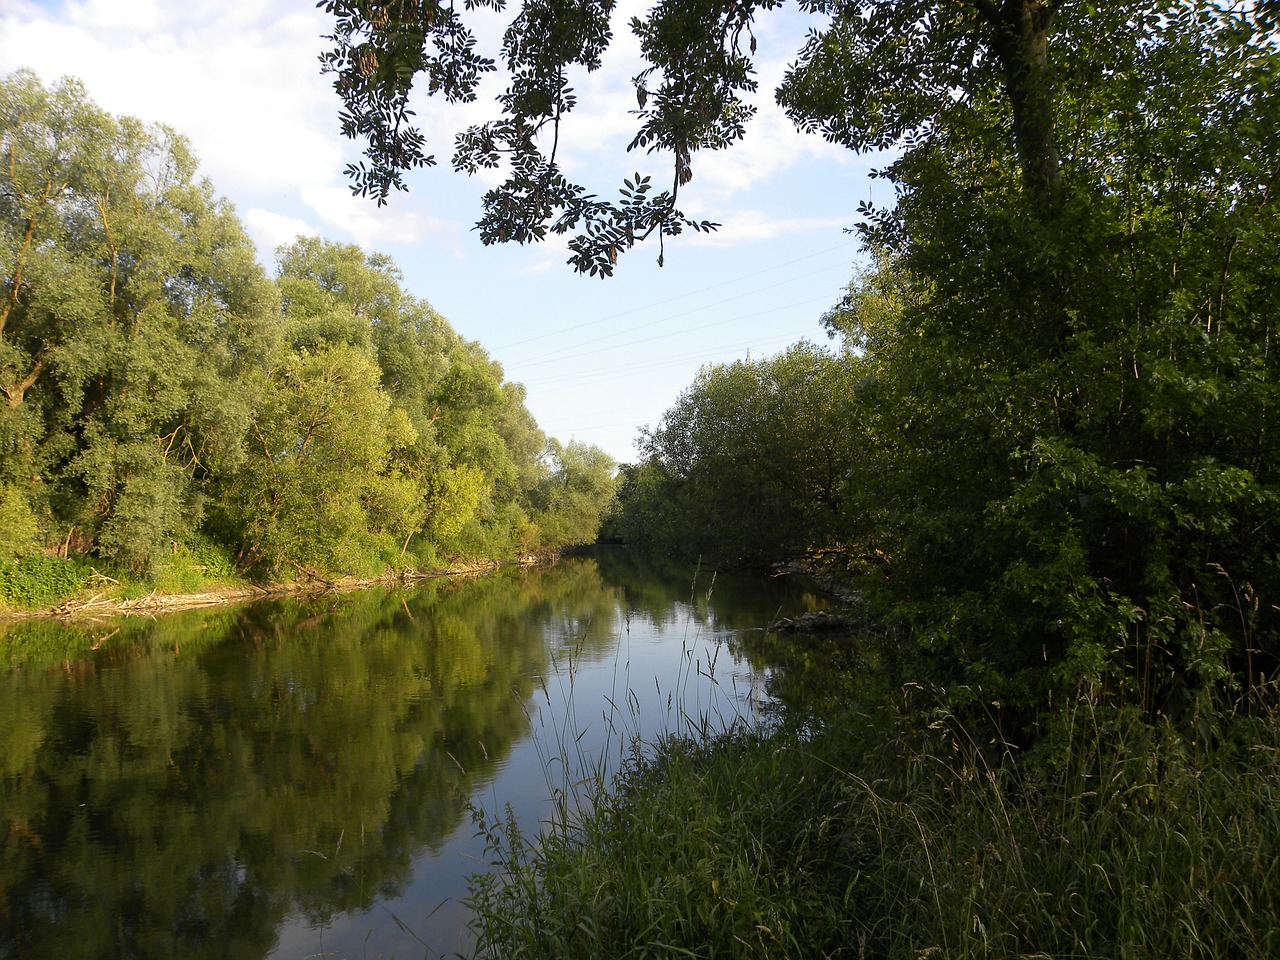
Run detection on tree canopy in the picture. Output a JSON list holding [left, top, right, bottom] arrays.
[[0, 71, 617, 588], [611, 341, 858, 564], [318, 0, 1219, 274]]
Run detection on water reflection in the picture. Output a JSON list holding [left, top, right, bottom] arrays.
[[0, 555, 824, 959]]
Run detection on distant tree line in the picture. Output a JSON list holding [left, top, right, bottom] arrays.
[[0, 71, 617, 586]]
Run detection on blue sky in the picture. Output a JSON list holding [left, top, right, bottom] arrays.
[[4, 0, 887, 464]]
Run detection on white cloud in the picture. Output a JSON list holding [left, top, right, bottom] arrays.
[[299, 184, 463, 251], [684, 209, 852, 247], [71, 0, 164, 34], [0, 0, 478, 255], [242, 209, 320, 264], [2, 1, 347, 198], [512, 233, 575, 275]]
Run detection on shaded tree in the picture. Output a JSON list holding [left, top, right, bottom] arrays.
[[353, 1, 1280, 719], [822, 5, 1280, 717], [529, 438, 617, 550]]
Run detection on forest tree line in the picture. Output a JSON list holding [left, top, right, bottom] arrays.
[[0, 70, 617, 595], [603, 2, 1280, 723]]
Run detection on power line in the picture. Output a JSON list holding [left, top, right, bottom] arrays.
[[506, 291, 839, 372], [507, 262, 850, 366], [491, 237, 858, 352], [520, 330, 824, 392], [530, 330, 841, 447]]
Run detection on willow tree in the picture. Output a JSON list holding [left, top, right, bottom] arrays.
[[0, 71, 278, 570], [626, 342, 857, 564]]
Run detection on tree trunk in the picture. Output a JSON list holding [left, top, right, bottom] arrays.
[[2, 353, 46, 406], [978, 0, 1064, 215]]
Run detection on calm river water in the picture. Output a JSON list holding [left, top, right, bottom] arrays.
[[0, 550, 826, 959]]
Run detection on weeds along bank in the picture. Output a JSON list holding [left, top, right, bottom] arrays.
[[467, 673, 1280, 960], [0, 543, 545, 622]]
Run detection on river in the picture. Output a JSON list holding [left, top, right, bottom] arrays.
[[0, 550, 827, 960]]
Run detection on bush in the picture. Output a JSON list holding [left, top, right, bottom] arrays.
[[0, 485, 41, 558], [0, 554, 91, 608], [146, 533, 242, 594]]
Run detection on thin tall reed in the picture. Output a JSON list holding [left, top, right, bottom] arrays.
[[466, 679, 1280, 959]]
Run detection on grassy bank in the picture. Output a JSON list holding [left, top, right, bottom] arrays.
[[467, 682, 1280, 959], [0, 545, 529, 621], [0, 537, 247, 615]]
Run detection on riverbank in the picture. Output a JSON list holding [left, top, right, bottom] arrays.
[[0, 557, 538, 623], [467, 676, 1280, 959]]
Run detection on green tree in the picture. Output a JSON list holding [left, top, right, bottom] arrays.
[[624, 342, 857, 565], [529, 439, 617, 551], [0, 71, 278, 570], [598, 460, 677, 548], [821, 6, 1280, 717], [255, 237, 551, 567], [226, 342, 418, 576]]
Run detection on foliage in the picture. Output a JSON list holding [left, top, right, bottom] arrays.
[[1, 76, 603, 584], [1, 69, 278, 574], [615, 341, 858, 565], [0, 553, 90, 608], [148, 533, 241, 594], [321, 0, 1106, 274], [529, 439, 618, 552], [319, 0, 721, 275], [0, 485, 40, 557], [821, 2, 1280, 717], [226, 341, 417, 577], [468, 685, 1280, 959]]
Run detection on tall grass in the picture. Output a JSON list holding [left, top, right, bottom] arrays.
[[466, 680, 1280, 959]]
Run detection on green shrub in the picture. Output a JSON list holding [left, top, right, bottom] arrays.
[[149, 533, 243, 594], [0, 485, 40, 558], [184, 532, 237, 580], [0, 554, 91, 608]]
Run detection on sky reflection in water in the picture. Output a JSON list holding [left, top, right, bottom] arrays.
[[0, 553, 826, 959]]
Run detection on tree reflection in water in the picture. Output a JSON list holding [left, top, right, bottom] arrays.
[[0, 555, 825, 959]]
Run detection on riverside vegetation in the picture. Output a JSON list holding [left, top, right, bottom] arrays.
[[0, 71, 619, 614], [5, 0, 1279, 956], [322, 1, 1280, 956]]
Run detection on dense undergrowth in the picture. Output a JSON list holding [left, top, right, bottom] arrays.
[[0, 536, 247, 614], [467, 675, 1280, 959]]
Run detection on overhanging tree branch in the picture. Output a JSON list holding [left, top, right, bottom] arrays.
[[323, 0, 1081, 271]]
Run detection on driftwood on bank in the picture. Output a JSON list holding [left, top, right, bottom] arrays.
[[6, 558, 538, 624]]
